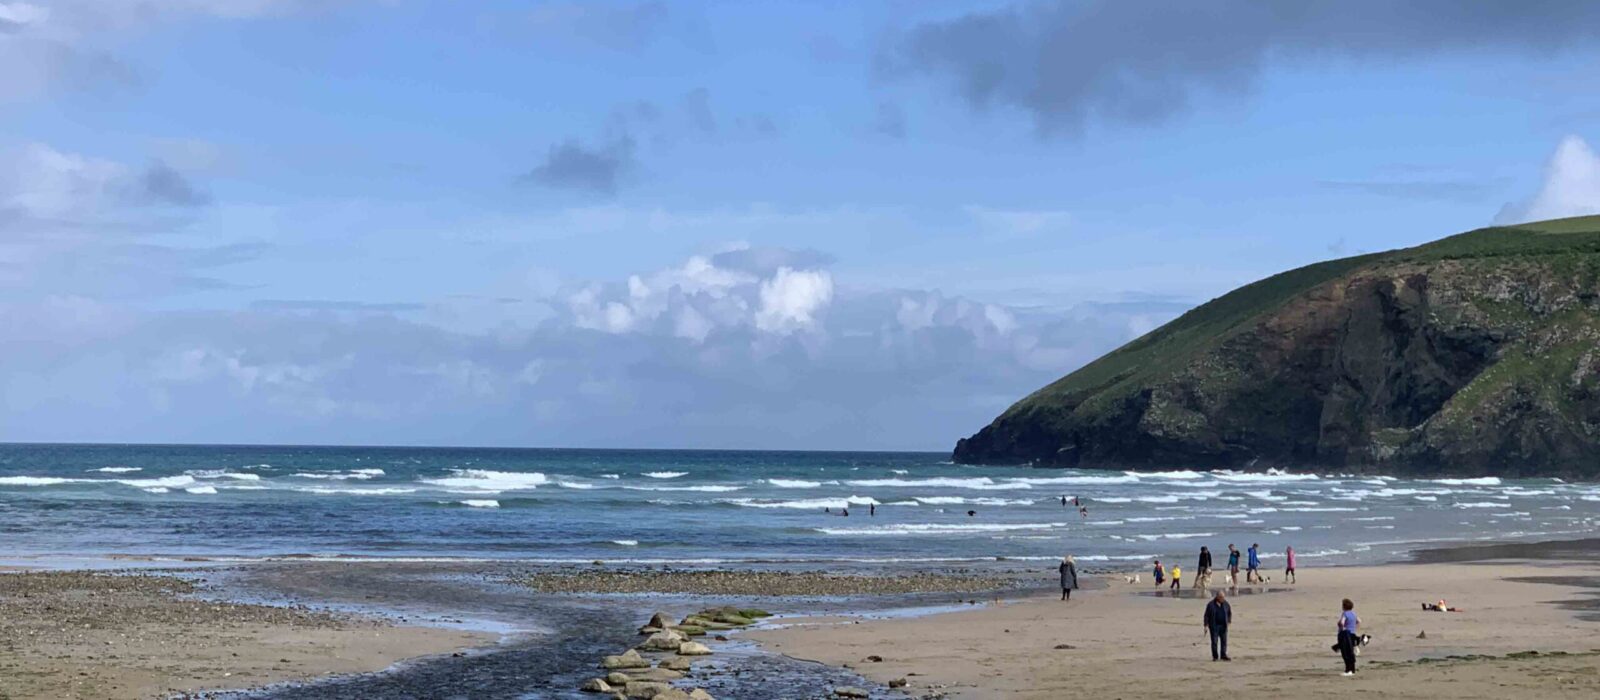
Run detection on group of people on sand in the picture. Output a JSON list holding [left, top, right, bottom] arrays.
[[1060, 544, 1362, 676], [1151, 543, 1296, 591]]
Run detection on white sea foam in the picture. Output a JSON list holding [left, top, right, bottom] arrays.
[[293, 468, 384, 480], [815, 522, 1068, 536], [300, 486, 418, 496], [142, 487, 170, 494], [611, 539, 639, 546], [461, 499, 499, 508], [644, 471, 689, 479], [725, 496, 879, 509], [912, 496, 1034, 506], [1213, 470, 1320, 483], [184, 486, 218, 495], [1454, 501, 1510, 508], [420, 469, 548, 491], [1429, 477, 1502, 486], [845, 477, 1031, 490], [765, 479, 824, 488], [0, 476, 84, 486], [1133, 470, 1207, 480], [557, 481, 596, 489], [185, 469, 261, 481], [1131, 532, 1214, 541], [599, 474, 620, 479], [1006, 475, 1139, 486], [624, 485, 744, 493], [91, 467, 142, 473], [890, 469, 909, 475], [117, 475, 197, 489]]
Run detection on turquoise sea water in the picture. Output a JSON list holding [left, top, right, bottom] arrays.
[[3, 444, 1598, 567]]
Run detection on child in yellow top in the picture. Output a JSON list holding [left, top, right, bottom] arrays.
[[1170, 565, 1182, 591]]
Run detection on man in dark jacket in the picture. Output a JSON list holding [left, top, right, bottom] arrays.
[[1197, 546, 1214, 588], [1203, 590, 1232, 661]]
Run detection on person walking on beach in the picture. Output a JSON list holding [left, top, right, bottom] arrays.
[[1226, 544, 1241, 586], [1169, 565, 1181, 592], [1153, 559, 1165, 587], [1336, 598, 1361, 675], [1203, 590, 1232, 661], [1059, 555, 1079, 601], [1197, 546, 1213, 588], [1285, 545, 1297, 583], [1246, 543, 1261, 583]]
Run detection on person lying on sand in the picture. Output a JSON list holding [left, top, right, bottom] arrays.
[[1422, 600, 1464, 612]]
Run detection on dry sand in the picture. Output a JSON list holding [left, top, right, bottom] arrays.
[[748, 562, 1600, 699], [0, 570, 493, 699]]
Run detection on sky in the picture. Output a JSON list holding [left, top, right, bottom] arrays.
[[2, 1, 1600, 450]]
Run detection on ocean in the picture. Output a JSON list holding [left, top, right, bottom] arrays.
[[3, 443, 1598, 568]]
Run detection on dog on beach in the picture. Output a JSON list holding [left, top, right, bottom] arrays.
[[1123, 574, 1142, 584]]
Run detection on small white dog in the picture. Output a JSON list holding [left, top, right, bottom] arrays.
[[1123, 574, 1142, 584]]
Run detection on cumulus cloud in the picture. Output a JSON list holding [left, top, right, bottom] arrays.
[[0, 244, 1184, 449], [523, 135, 636, 195], [886, 1, 1600, 135], [1496, 136, 1600, 225]]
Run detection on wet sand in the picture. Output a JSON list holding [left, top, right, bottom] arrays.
[[747, 561, 1600, 698], [0, 570, 492, 700]]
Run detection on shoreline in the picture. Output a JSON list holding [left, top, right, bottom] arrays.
[[7, 537, 1600, 698], [747, 548, 1600, 699]]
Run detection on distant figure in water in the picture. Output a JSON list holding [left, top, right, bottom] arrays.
[[1059, 555, 1079, 601], [869, 503, 875, 517], [824, 507, 830, 514], [1153, 559, 1166, 586], [966, 510, 976, 517], [1285, 545, 1297, 583], [1061, 496, 1068, 507], [1078, 506, 1089, 519], [1072, 496, 1080, 507], [841, 508, 849, 517]]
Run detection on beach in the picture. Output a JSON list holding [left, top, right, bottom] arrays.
[[748, 559, 1600, 698], [3, 554, 1600, 698], [7, 445, 1600, 697], [0, 569, 492, 700]]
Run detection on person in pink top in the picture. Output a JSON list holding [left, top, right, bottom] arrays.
[[1285, 545, 1298, 583]]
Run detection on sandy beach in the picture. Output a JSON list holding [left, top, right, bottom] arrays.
[[0, 570, 493, 700], [748, 560, 1600, 699]]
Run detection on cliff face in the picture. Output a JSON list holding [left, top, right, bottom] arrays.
[[954, 216, 1600, 477]]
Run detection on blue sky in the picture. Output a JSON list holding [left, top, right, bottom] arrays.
[[3, 1, 1600, 449]]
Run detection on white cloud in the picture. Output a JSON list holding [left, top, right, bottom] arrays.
[[755, 267, 833, 334], [0, 246, 1187, 449], [1496, 136, 1600, 225]]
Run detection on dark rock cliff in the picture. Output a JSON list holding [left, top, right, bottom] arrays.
[[954, 216, 1600, 477]]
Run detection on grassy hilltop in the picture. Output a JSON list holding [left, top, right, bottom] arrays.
[[954, 215, 1600, 477]]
